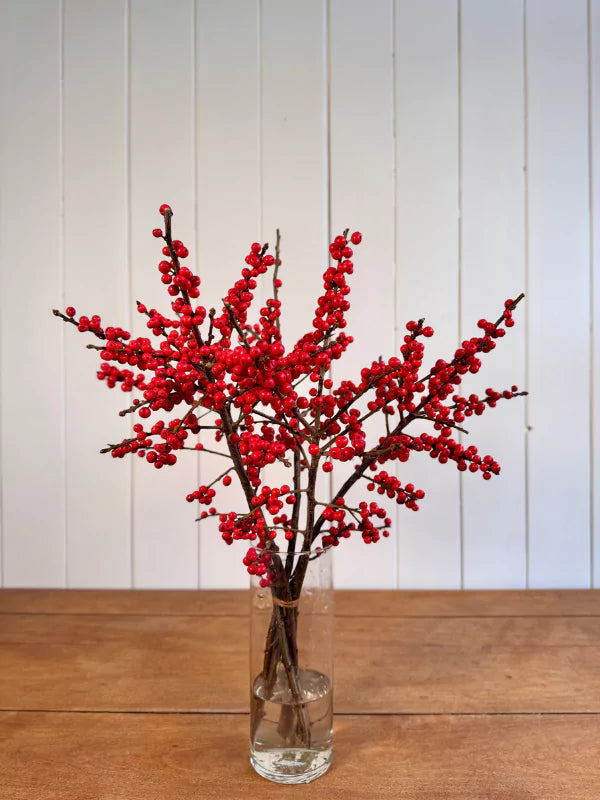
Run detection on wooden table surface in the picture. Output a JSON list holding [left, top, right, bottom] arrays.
[[1, 589, 599, 799]]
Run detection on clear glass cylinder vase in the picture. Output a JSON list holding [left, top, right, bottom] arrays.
[[249, 547, 333, 784]]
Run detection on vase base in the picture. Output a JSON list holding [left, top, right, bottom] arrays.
[[250, 747, 332, 784]]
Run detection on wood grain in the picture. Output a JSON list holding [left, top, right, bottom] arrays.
[[329, 0, 397, 590], [1, 590, 599, 797], [129, 0, 198, 589], [592, 0, 600, 590], [460, 0, 527, 589], [258, 0, 332, 589], [526, 0, 591, 587], [394, 0, 462, 590], [63, 0, 131, 588], [194, 0, 260, 591], [2, 609, 600, 713], [2, 588, 599, 617], [0, 0, 65, 587], [3, 711, 599, 799]]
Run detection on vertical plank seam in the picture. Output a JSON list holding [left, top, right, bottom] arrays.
[[0, 170, 3, 584], [256, 0, 264, 590], [391, 0, 399, 589], [0, 13, 7, 585], [59, 0, 68, 587], [192, 0, 200, 589], [0, 13, 5, 586], [323, 0, 332, 509], [522, 0, 531, 590], [587, 0, 596, 588], [125, 0, 134, 588], [323, 0, 331, 256], [258, 0, 263, 242], [457, 0, 464, 590]]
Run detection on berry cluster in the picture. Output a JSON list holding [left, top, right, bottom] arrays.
[[318, 497, 392, 547], [55, 206, 526, 588]]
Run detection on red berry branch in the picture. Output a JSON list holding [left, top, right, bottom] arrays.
[[54, 204, 526, 586], [54, 203, 526, 745]]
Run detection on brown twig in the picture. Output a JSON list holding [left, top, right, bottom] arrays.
[[162, 208, 204, 350], [52, 309, 106, 340], [223, 301, 251, 349], [272, 228, 282, 331]]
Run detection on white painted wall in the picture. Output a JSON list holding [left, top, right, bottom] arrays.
[[0, 0, 597, 589]]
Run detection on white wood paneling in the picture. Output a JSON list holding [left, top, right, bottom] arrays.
[[129, 0, 199, 588], [0, 1, 66, 586], [0, 0, 596, 589], [63, 0, 131, 587], [329, 0, 397, 588], [260, 0, 331, 575], [526, 0, 591, 587], [260, 0, 328, 345], [460, 0, 527, 588], [195, 0, 260, 589], [394, 0, 462, 589], [592, 0, 600, 588]]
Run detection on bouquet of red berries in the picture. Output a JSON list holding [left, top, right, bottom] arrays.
[[55, 204, 525, 779]]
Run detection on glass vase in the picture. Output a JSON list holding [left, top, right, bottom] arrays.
[[249, 546, 333, 784]]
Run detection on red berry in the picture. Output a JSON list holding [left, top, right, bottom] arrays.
[[159, 204, 171, 214], [56, 208, 524, 568]]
